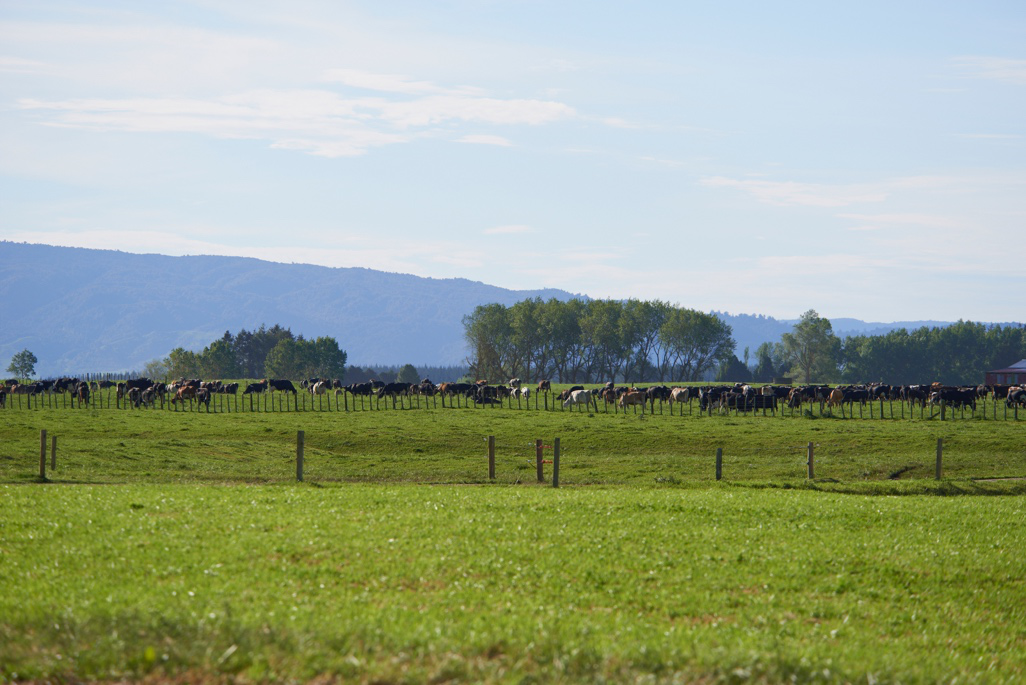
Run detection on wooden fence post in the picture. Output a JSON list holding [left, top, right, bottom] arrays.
[[39, 429, 47, 479], [536, 439, 544, 483], [715, 447, 722, 481], [51, 435, 57, 470], [553, 437, 560, 488], [296, 430, 305, 482], [936, 438, 943, 480], [807, 441, 814, 479], [488, 435, 495, 480]]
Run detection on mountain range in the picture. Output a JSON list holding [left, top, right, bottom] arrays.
[[0, 242, 1007, 378]]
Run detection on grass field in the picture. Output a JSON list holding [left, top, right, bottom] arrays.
[[2, 387, 1025, 683]]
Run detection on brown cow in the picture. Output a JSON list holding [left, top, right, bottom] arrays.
[[619, 390, 647, 412], [537, 380, 551, 392], [826, 388, 844, 407]]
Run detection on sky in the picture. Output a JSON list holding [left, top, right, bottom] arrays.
[[2, 0, 1024, 322]]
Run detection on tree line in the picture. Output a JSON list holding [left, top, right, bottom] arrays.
[[464, 302, 1026, 386], [146, 325, 348, 381], [462, 299, 735, 383], [720, 312, 1026, 386]]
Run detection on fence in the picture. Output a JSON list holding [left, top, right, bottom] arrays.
[[2, 386, 1022, 421]]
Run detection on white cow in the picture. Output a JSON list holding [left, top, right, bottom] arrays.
[[563, 388, 595, 411]]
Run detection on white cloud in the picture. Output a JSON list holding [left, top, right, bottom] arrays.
[[701, 177, 889, 207], [952, 56, 1026, 86], [458, 134, 513, 146], [483, 225, 533, 235], [0, 55, 48, 73], [16, 87, 576, 157]]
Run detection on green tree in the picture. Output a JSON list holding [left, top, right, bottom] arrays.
[[715, 354, 753, 383], [751, 342, 777, 382], [166, 348, 200, 379], [199, 334, 239, 378], [395, 364, 420, 384], [780, 309, 839, 383], [143, 357, 170, 381], [6, 349, 38, 379], [659, 309, 735, 381]]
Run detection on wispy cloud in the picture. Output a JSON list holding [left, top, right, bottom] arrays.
[[483, 225, 533, 235], [700, 177, 888, 207], [952, 56, 1026, 86], [16, 85, 576, 157], [457, 134, 513, 146]]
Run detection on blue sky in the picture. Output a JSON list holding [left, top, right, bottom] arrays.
[[2, 0, 1024, 322]]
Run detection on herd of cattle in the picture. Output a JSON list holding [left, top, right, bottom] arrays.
[[2, 375, 1025, 414]]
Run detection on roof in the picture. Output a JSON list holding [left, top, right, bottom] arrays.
[[988, 359, 1026, 373]]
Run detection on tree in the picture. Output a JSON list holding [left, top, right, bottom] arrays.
[[395, 364, 420, 384], [780, 310, 839, 383], [659, 309, 735, 381], [7, 349, 37, 379], [715, 354, 753, 383], [751, 342, 778, 382], [143, 357, 170, 381]]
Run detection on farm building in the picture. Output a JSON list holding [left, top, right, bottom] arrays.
[[985, 359, 1026, 386]]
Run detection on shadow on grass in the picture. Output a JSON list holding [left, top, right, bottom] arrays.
[[733, 478, 1026, 497]]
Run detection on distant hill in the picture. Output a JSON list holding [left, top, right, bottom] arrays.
[[3, 242, 1016, 378], [0, 242, 582, 376]]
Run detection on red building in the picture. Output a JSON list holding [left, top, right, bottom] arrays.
[[986, 359, 1026, 386]]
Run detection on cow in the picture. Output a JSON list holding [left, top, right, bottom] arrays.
[[310, 381, 329, 396], [618, 390, 647, 412], [171, 386, 198, 404], [127, 387, 143, 408], [563, 388, 596, 411], [537, 380, 551, 393], [668, 387, 690, 406], [1006, 387, 1026, 408], [826, 388, 844, 408], [243, 380, 268, 394], [75, 382, 90, 406], [514, 387, 530, 400], [266, 379, 298, 395], [508, 378, 521, 390], [557, 385, 585, 402]]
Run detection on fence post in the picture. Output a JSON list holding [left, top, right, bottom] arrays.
[[940, 400, 946, 421], [39, 429, 47, 479], [936, 438, 943, 480], [296, 430, 305, 482], [807, 441, 814, 479], [715, 447, 722, 481], [553, 438, 560, 488], [51, 435, 57, 470], [536, 439, 544, 483], [488, 435, 495, 480]]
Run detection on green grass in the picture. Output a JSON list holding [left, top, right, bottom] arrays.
[[1, 391, 1024, 485], [2, 484, 1025, 683], [2, 390, 1025, 682]]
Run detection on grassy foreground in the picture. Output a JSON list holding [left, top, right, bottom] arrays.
[[2, 402, 1025, 485], [2, 483, 1026, 683]]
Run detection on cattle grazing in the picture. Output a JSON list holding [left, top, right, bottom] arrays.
[[74, 382, 90, 405], [557, 385, 585, 402], [1006, 388, 1026, 408], [172, 386, 198, 404], [127, 387, 143, 408], [826, 388, 844, 408], [618, 390, 647, 412], [265, 379, 298, 395], [244, 381, 268, 394], [668, 387, 690, 406], [563, 388, 596, 411], [508, 378, 521, 390], [310, 381, 329, 396], [537, 380, 551, 393]]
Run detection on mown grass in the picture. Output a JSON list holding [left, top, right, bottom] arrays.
[[2, 484, 1025, 683], [1, 392, 1024, 485], [2, 391, 1025, 683]]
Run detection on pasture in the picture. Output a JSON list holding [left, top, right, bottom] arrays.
[[2, 384, 1026, 683]]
